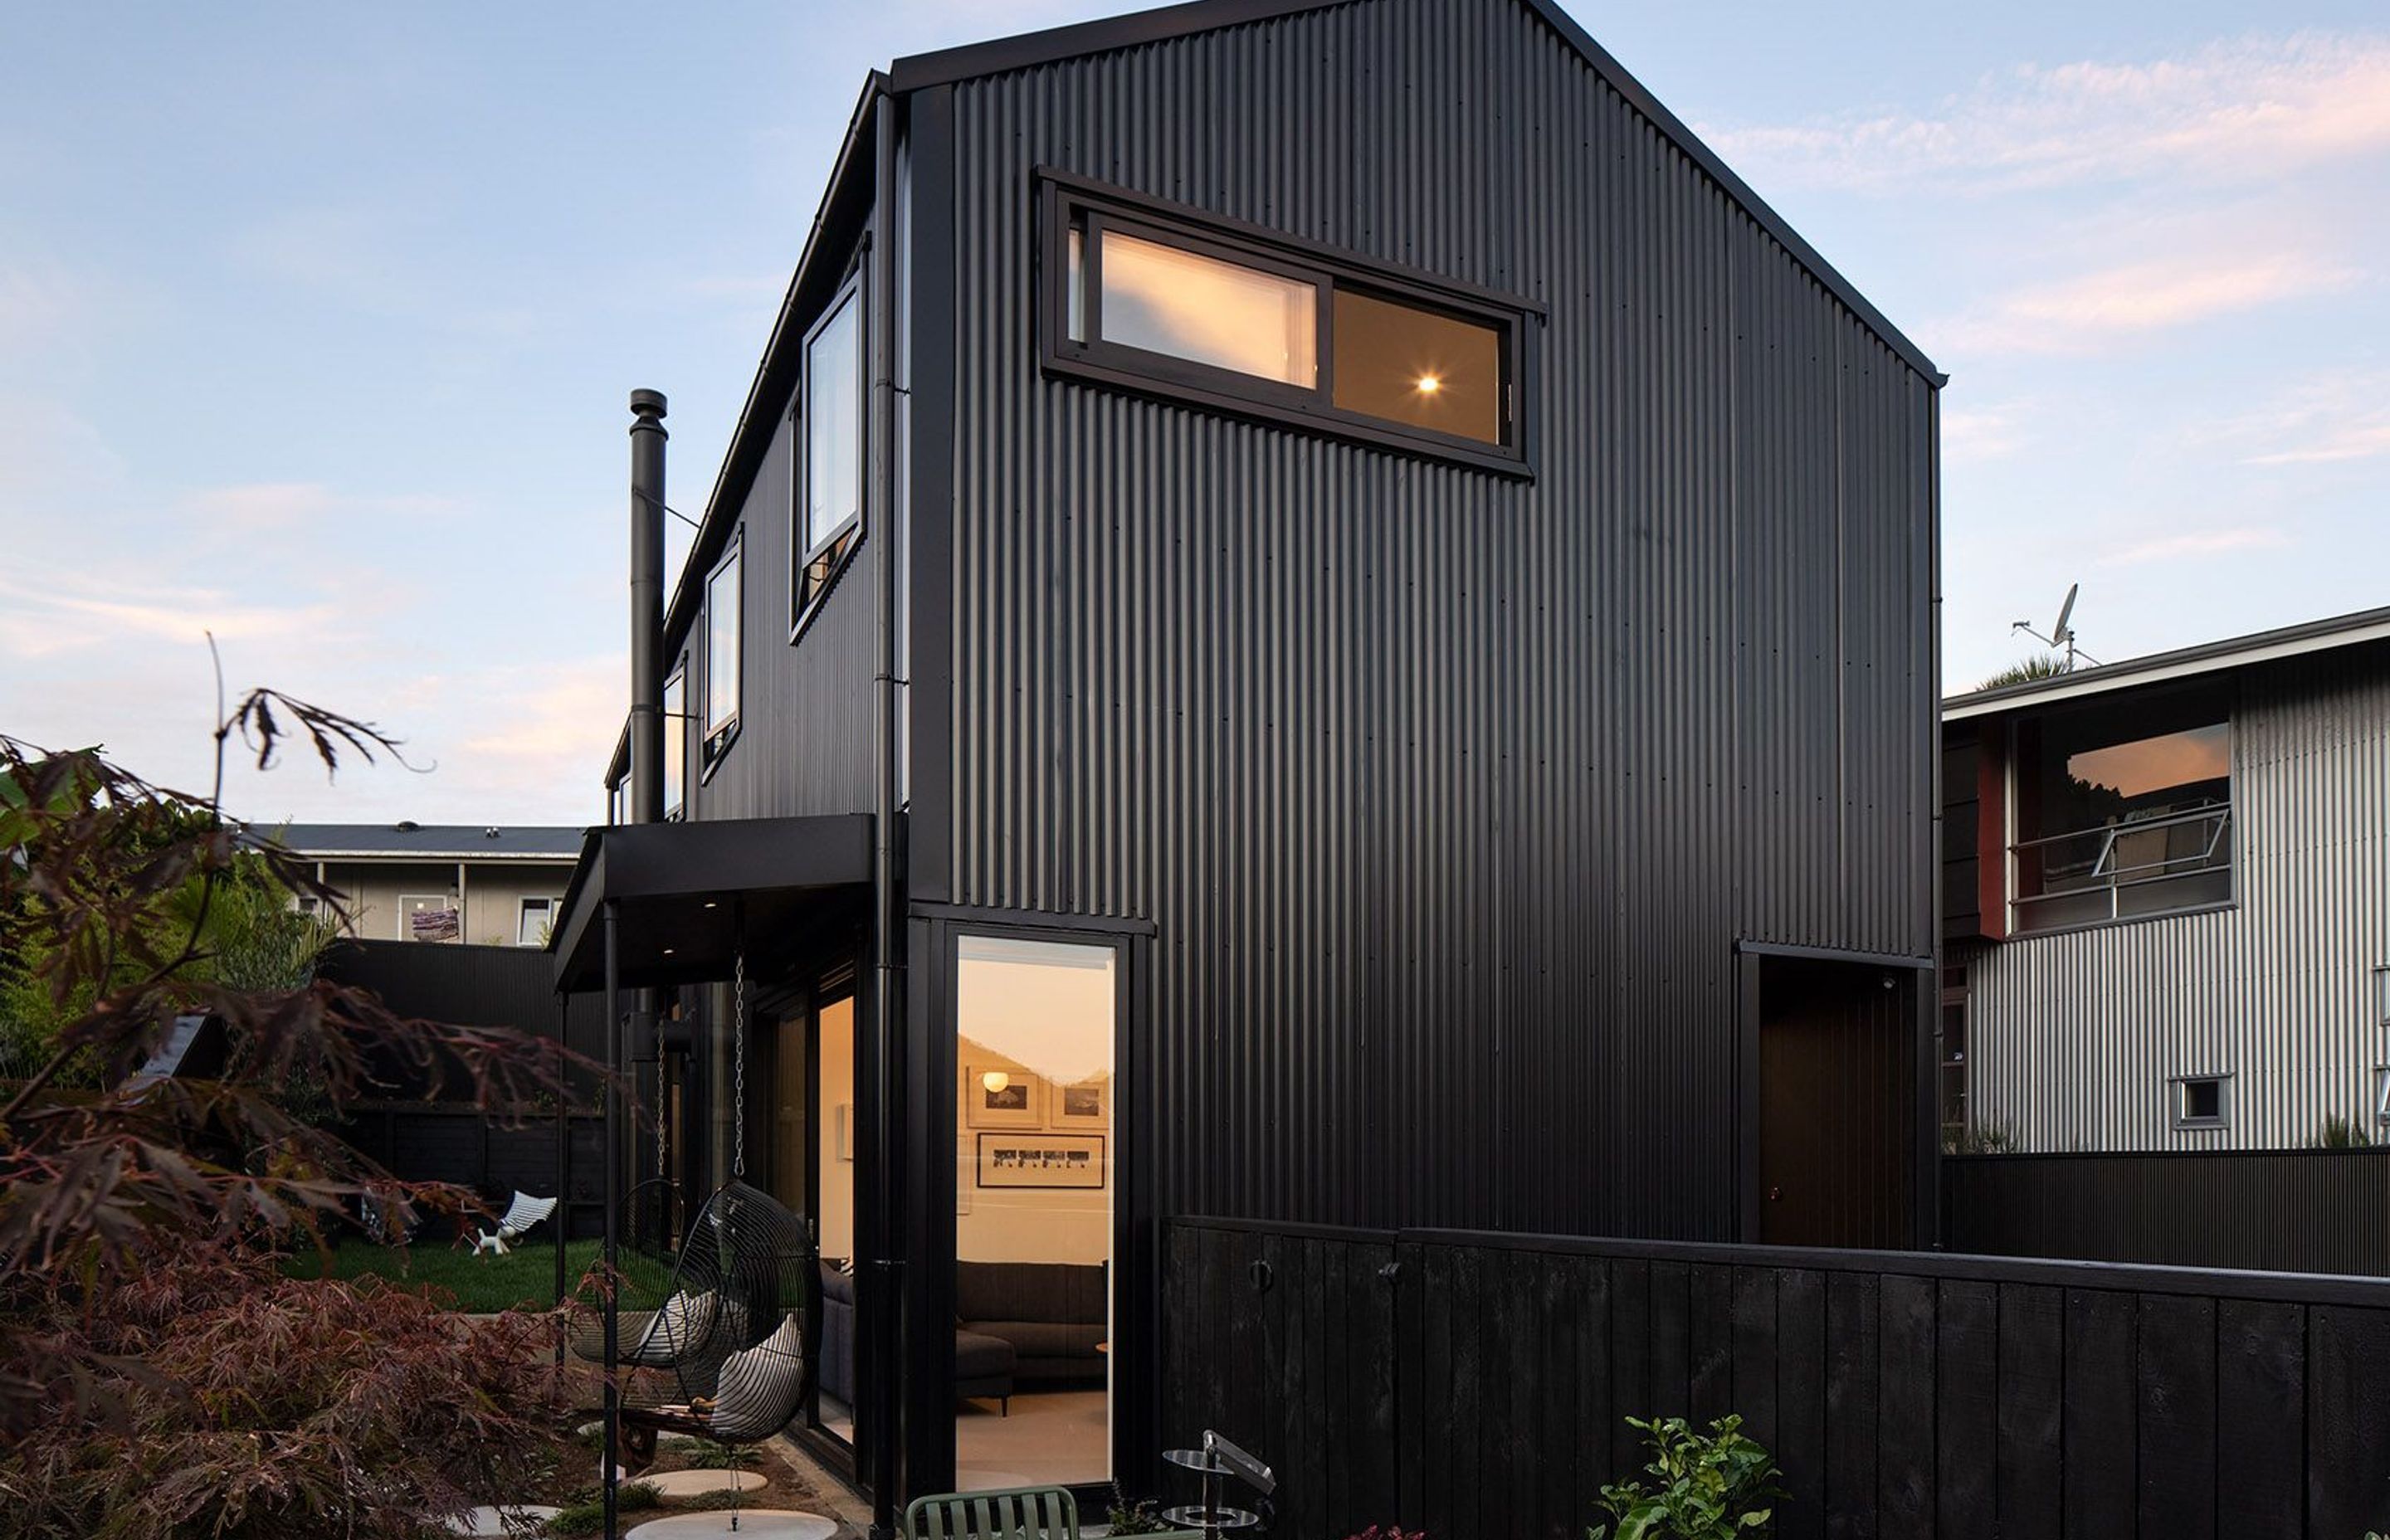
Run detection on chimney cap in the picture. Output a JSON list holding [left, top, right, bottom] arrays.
[[629, 388, 667, 420]]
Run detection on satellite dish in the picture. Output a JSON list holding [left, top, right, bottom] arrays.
[[2051, 583, 2079, 647]]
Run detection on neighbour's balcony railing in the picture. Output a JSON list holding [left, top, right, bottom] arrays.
[[2010, 802, 2233, 931]]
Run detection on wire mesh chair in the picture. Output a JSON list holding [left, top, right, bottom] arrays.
[[587, 1179, 818, 1463]]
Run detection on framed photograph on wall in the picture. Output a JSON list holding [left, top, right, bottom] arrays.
[[1051, 1077, 1108, 1130], [963, 1065, 1045, 1129], [976, 1133, 1105, 1190]]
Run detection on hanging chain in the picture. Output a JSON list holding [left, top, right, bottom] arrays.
[[731, 948, 748, 1178], [654, 1011, 669, 1184]]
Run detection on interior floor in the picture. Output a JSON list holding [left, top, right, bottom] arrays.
[[955, 1389, 1109, 1491]]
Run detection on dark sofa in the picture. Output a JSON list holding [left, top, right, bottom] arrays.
[[957, 1260, 1107, 1386], [818, 1264, 1023, 1411], [817, 1260, 1107, 1414]]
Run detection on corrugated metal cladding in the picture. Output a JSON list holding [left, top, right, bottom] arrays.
[[937, 0, 1937, 1240], [675, 409, 879, 825], [1962, 647, 2390, 1152]]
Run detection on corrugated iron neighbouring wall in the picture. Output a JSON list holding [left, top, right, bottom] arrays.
[[1961, 649, 2390, 1152], [935, 0, 1937, 1240]]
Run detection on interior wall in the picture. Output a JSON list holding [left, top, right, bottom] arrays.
[[954, 1043, 1111, 1265], [817, 995, 856, 1260]]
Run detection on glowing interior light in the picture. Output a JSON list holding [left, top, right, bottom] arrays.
[[981, 1070, 1011, 1094], [1415, 373, 1442, 394]]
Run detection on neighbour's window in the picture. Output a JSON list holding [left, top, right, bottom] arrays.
[[796, 284, 864, 627], [518, 897, 554, 948], [398, 893, 458, 943], [2173, 1074, 2230, 1129], [705, 539, 741, 763], [2009, 694, 2232, 933], [1050, 179, 1528, 470], [1938, 977, 1969, 1151], [663, 664, 687, 816]]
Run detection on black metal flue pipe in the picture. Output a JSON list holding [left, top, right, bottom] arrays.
[[627, 389, 667, 828]]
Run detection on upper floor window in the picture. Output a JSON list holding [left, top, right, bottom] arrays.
[[518, 897, 555, 948], [1045, 176, 1529, 473], [795, 283, 864, 629], [705, 539, 741, 764], [663, 662, 688, 816], [2009, 694, 2231, 933]]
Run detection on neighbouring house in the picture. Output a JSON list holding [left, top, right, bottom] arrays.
[[1940, 605, 2390, 1154], [271, 822, 582, 948], [548, 0, 1942, 1518]]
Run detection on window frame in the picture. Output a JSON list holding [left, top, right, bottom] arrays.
[[517, 896, 555, 948], [702, 534, 743, 772], [2170, 1072, 2232, 1131], [2002, 697, 2239, 938], [663, 658, 689, 819], [396, 892, 456, 943], [791, 273, 868, 642], [1038, 170, 1537, 477]]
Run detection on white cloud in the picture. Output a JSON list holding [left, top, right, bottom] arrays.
[[1927, 252, 2360, 355], [1703, 32, 2390, 194], [0, 568, 346, 660], [2095, 526, 2290, 567], [2213, 369, 2390, 465], [1942, 401, 2029, 463]]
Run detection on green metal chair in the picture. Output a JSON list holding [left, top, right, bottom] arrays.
[[900, 1485, 1205, 1540], [901, 1486, 1080, 1540]]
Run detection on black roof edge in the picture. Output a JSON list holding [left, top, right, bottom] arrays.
[[659, 74, 890, 656], [887, 0, 1945, 386], [1944, 602, 2390, 718]]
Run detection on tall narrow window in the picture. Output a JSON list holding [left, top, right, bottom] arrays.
[[954, 933, 1116, 1489], [705, 540, 741, 762], [797, 285, 863, 625], [516, 897, 554, 948], [663, 664, 687, 816]]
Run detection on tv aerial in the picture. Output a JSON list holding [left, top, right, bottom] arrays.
[[2010, 582, 2100, 670]]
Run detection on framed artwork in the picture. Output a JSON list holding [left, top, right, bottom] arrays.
[[976, 1133, 1106, 1190], [1051, 1077, 1108, 1129], [963, 1065, 1045, 1129]]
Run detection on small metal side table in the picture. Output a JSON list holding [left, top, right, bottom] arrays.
[[1159, 1430, 1272, 1538]]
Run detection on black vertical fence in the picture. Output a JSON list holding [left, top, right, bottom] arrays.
[[1161, 1216, 2390, 1539], [1944, 1149, 2390, 1276], [317, 938, 609, 1240]]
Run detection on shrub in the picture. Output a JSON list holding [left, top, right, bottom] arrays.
[[1105, 1482, 1177, 1533], [547, 1482, 663, 1537], [1589, 1414, 1783, 1540]]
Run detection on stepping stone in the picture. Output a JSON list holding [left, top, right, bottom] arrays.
[[626, 1513, 838, 1540], [447, 1505, 563, 1536], [645, 1468, 763, 1498]]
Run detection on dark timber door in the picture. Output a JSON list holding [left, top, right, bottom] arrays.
[[1757, 958, 1914, 1247]]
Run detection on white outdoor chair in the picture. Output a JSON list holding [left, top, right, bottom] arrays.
[[472, 1191, 558, 1256]]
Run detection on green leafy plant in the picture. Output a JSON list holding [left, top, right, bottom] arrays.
[[548, 1481, 664, 1535], [1344, 1528, 1425, 1540], [1105, 1482, 1178, 1534], [1942, 1114, 2022, 1155], [685, 1436, 759, 1469], [1589, 1414, 1783, 1540], [2315, 1112, 2373, 1148]]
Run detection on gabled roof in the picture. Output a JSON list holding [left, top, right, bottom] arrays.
[[263, 823, 588, 861], [657, 0, 1941, 661], [887, 0, 1942, 383], [1944, 605, 2390, 722]]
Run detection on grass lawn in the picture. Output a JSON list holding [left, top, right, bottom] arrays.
[[285, 1238, 676, 1313]]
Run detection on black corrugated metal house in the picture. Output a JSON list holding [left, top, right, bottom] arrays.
[[552, 0, 1940, 1523]]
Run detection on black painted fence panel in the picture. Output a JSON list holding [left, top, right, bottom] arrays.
[[1162, 1217, 2390, 1539], [1944, 1148, 2390, 1276]]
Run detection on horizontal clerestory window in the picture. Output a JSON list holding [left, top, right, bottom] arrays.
[[1043, 175, 1532, 473]]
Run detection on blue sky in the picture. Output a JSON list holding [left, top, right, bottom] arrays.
[[3, 0, 2383, 825]]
